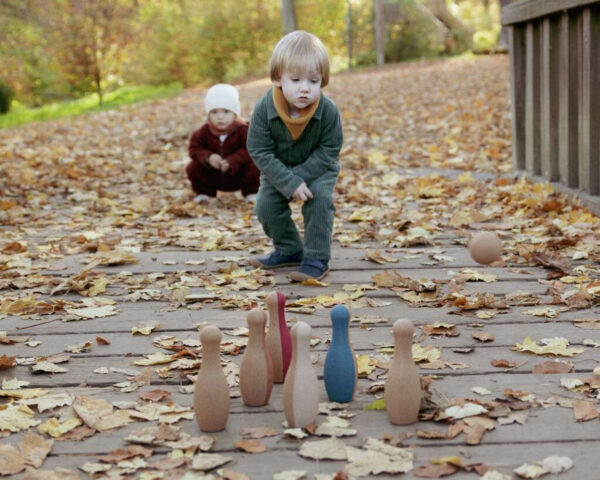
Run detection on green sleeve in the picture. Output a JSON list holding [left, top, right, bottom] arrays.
[[247, 98, 304, 199], [292, 102, 343, 184]]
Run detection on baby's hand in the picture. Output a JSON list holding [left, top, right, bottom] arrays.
[[208, 154, 223, 170], [292, 182, 313, 202], [220, 160, 230, 173]]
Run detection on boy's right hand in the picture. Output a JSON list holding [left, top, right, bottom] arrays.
[[292, 182, 313, 202], [208, 154, 223, 170]]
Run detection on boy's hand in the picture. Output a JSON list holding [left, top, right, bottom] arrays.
[[292, 182, 313, 202], [220, 160, 230, 173], [208, 154, 223, 170]]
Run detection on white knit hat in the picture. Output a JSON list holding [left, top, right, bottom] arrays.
[[204, 83, 240, 116]]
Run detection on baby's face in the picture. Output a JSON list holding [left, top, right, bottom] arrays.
[[208, 109, 236, 130], [275, 70, 321, 112]]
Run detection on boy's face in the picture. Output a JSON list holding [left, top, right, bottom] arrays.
[[274, 71, 321, 111], [208, 109, 236, 130]]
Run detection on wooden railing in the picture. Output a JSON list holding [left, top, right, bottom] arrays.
[[502, 0, 600, 200]]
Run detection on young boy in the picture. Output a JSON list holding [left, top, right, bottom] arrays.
[[187, 83, 260, 203], [248, 31, 343, 281]]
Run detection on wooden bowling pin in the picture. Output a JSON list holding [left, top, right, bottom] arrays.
[[324, 305, 357, 403], [240, 309, 273, 406], [265, 291, 292, 383], [194, 325, 230, 432], [385, 319, 421, 425], [283, 321, 319, 428]]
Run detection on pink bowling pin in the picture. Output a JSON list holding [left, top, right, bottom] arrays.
[[194, 325, 230, 432], [265, 291, 292, 383], [385, 319, 421, 425], [240, 309, 273, 406], [283, 321, 319, 428]]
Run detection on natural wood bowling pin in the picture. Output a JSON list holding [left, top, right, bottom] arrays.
[[265, 291, 292, 383], [324, 305, 357, 403], [240, 309, 273, 406], [385, 319, 422, 425], [283, 321, 319, 428], [194, 325, 230, 432]]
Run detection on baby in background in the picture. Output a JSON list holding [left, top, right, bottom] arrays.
[[186, 83, 260, 203]]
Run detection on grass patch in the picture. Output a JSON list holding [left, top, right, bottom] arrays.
[[0, 83, 182, 129]]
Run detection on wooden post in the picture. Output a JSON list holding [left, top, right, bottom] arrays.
[[541, 15, 560, 181], [509, 25, 527, 171], [559, 11, 579, 188], [374, 0, 385, 67], [578, 6, 600, 195], [525, 21, 542, 175]]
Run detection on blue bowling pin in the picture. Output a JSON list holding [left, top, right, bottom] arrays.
[[324, 305, 357, 403]]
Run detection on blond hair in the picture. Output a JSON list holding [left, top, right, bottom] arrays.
[[269, 30, 330, 87]]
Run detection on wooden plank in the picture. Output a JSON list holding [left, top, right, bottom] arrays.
[[541, 15, 561, 181], [502, 0, 600, 25], [559, 11, 580, 187], [30, 441, 600, 479], [509, 24, 527, 171], [2, 319, 595, 357], [578, 6, 600, 195], [3, 344, 597, 388], [525, 21, 542, 175], [22, 406, 600, 456]]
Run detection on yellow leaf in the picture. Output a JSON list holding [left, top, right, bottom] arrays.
[[512, 337, 585, 357], [131, 322, 161, 335], [432, 456, 463, 466], [412, 344, 442, 363], [301, 278, 329, 287], [356, 355, 375, 375], [37, 418, 82, 438]]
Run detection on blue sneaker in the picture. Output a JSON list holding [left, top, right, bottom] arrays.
[[290, 259, 329, 282], [250, 250, 303, 269]]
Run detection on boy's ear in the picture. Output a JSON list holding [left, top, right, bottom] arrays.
[[273, 79, 281, 87]]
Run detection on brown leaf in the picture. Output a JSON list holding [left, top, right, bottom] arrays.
[[532, 361, 573, 374], [573, 400, 599, 422], [414, 463, 459, 478], [573, 318, 600, 330], [0, 444, 25, 476], [491, 359, 516, 368], [239, 427, 279, 439], [471, 332, 494, 342], [57, 425, 96, 441], [18, 432, 54, 468], [417, 429, 446, 439], [0, 355, 16, 370], [148, 457, 187, 471], [97, 445, 153, 463], [235, 439, 266, 454], [140, 389, 171, 402], [96, 336, 110, 345]]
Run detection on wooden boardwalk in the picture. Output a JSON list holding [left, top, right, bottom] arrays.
[[1, 56, 599, 479], [2, 211, 600, 478]]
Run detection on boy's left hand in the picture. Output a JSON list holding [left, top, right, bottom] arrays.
[[220, 160, 230, 173]]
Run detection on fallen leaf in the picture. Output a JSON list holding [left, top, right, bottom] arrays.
[[0, 443, 26, 476], [532, 360, 573, 374], [573, 400, 599, 422], [414, 463, 458, 478], [298, 438, 348, 460], [235, 439, 266, 454], [472, 332, 494, 342], [491, 359, 516, 368], [240, 427, 279, 439], [18, 432, 54, 468]]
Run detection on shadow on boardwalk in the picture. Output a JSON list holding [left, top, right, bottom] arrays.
[[1, 56, 599, 478]]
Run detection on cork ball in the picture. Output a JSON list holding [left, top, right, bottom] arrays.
[[468, 232, 502, 265]]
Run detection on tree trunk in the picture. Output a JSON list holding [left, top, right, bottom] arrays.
[[425, 0, 473, 47], [347, 0, 352, 69], [281, 0, 297, 34], [374, 0, 384, 66]]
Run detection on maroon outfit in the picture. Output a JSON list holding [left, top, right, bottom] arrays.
[[186, 121, 260, 197]]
